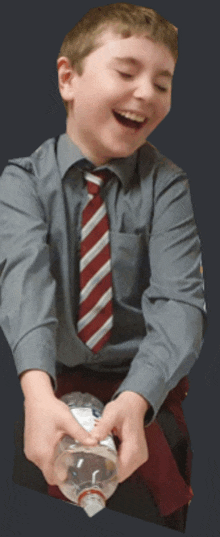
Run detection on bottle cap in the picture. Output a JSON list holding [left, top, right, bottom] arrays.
[[81, 492, 105, 517]]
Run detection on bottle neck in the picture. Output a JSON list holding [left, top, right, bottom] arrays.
[[79, 489, 106, 517]]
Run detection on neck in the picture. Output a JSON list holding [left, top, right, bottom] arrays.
[[66, 126, 110, 167]]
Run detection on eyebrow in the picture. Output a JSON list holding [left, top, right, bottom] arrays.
[[157, 70, 173, 79], [112, 56, 140, 67], [112, 57, 173, 79], [114, 56, 139, 64]]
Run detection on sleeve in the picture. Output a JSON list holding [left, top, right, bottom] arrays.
[[113, 168, 206, 419], [0, 164, 58, 383]]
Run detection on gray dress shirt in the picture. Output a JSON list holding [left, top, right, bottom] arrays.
[[0, 133, 205, 418]]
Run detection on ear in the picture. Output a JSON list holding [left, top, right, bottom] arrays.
[[57, 56, 76, 103]]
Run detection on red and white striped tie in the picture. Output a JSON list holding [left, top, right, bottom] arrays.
[[77, 170, 113, 353]]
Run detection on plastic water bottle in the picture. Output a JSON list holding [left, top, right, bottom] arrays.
[[54, 392, 118, 517]]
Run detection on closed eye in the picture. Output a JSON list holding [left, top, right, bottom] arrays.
[[155, 84, 168, 92], [117, 71, 134, 79]]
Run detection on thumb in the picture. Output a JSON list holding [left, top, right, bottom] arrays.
[[64, 412, 98, 446], [90, 409, 116, 442]]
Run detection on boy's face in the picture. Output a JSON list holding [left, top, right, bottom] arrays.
[[60, 30, 175, 165]]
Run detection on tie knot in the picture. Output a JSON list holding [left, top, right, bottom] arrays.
[[87, 181, 99, 195], [84, 171, 108, 196]]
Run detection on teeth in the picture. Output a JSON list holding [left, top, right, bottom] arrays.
[[116, 110, 146, 123]]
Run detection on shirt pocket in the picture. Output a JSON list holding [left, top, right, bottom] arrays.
[[110, 231, 149, 306]]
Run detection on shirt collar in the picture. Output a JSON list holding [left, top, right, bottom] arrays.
[[57, 133, 138, 188]]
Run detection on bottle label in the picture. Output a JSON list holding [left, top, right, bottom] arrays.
[[70, 407, 116, 452]]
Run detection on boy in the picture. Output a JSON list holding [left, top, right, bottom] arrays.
[[0, 3, 205, 532]]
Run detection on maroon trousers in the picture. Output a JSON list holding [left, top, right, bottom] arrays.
[[48, 366, 193, 524]]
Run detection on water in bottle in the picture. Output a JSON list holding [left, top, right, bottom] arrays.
[[54, 392, 118, 517]]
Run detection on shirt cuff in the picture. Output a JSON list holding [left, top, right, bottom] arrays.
[[13, 325, 57, 387], [111, 364, 169, 425]]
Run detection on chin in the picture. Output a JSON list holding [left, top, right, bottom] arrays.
[[112, 145, 142, 159], [109, 142, 138, 157], [98, 138, 146, 163]]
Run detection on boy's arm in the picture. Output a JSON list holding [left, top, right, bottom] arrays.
[[0, 165, 96, 484], [91, 168, 205, 480], [0, 164, 57, 383], [112, 169, 205, 417]]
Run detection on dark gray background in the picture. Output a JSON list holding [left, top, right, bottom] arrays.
[[1, 1, 219, 536]]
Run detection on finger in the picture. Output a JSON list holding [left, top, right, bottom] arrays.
[[42, 457, 58, 485], [26, 443, 56, 485], [117, 437, 149, 483], [42, 467, 56, 485]]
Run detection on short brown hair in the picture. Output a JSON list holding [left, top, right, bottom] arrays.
[[58, 3, 178, 113]]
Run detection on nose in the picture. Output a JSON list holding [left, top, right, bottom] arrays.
[[133, 78, 156, 103]]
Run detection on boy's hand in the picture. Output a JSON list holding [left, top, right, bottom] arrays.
[[24, 395, 99, 485], [21, 370, 97, 485], [90, 391, 149, 483]]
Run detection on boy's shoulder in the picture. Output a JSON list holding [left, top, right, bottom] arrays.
[[5, 137, 57, 178], [139, 141, 185, 183]]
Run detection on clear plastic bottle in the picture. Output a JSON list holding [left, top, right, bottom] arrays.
[[54, 392, 118, 517]]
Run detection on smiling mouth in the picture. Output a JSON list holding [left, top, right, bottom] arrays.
[[113, 110, 148, 130]]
